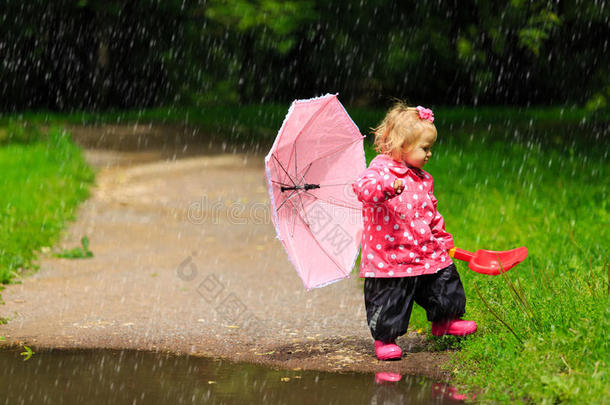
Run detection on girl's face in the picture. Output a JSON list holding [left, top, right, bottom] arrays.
[[400, 130, 436, 169]]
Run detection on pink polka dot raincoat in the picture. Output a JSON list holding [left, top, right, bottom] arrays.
[[352, 154, 455, 278]]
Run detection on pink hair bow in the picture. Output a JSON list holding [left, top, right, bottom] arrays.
[[416, 106, 434, 122]]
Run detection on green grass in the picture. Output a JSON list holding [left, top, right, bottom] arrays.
[[54, 236, 93, 259], [360, 126, 608, 402], [0, 127, 94, 285]]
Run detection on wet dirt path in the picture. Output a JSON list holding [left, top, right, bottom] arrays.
[[0, 125, 452, 378]]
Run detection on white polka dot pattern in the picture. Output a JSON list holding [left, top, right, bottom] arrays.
[[351, 153, 455, 278]]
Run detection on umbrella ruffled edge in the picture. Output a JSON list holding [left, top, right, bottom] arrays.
[[292, 92, 337, 105]]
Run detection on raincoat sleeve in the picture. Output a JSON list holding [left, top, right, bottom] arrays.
[[352, 165, 397, 204], [429, 183, 455, 250]]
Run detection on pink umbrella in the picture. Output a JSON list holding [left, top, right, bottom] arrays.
[[265, 94, 366, 290]]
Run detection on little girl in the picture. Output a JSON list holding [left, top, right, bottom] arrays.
[[351, 102, 477, 361]]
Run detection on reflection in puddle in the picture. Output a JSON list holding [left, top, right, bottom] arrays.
[[432, 382, 476, 402], [375, 372, 403, 383], [374, 372, 471, 403], [0, 347, 465, 404]]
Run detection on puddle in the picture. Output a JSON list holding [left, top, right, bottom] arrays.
[[0, 347, 466, 404]]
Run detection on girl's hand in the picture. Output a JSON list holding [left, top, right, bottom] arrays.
[[393, 179, 404, 194]]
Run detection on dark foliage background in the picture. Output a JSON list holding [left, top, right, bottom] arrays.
[[1, 0, 608, 111]]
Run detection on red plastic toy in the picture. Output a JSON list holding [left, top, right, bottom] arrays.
[[449, 247, 528, 275]]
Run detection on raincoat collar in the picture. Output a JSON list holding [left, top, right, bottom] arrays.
[[372, 154, 426, 179]]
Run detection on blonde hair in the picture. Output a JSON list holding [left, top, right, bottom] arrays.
[[372, 101, 437, 161]]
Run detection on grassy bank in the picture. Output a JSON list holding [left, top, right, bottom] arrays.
[[0, 128, 94, 287]]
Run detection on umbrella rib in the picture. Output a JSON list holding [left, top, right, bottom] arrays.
[[301, 190, 362, 211], [295, 187, 311, 228], [271, 179, 293, 188], [272, 153, 297, 187], [284, 197, 309, 238], [289, 198, 297, 238], [316, 182, 355, 187], [293, 136, 365, 181], [283, 96, 336, 187], [278, 189, 311, 233], [293, 96, 336, 145], [285, 196, 350, 285], [313, 177, 364, 188], [275, 189, 300, 213], [299, 162, 313, 186], [300, 213, 350, 287], [273, 163, 314, 191]]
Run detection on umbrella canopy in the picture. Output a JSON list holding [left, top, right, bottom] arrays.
[[265, 94, 366, 290]]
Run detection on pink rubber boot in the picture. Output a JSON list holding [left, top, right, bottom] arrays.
[[374, 340, 402, 360], [431, 319, 477, 336]]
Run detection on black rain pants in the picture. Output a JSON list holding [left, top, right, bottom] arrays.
[[364, 263, 466, 342]]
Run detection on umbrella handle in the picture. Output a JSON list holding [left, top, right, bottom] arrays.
[[448, 247, 474, 262], [280, 183, 320, 192]]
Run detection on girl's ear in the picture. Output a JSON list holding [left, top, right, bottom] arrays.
[[400, 141, 412, 154]]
